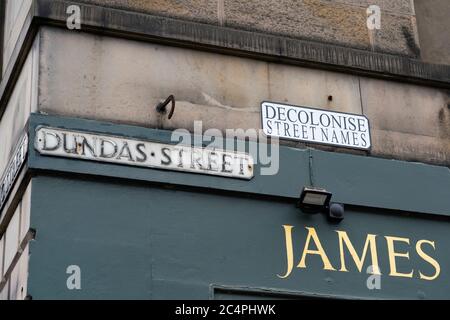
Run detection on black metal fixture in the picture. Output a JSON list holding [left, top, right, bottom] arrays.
[[328, 202, 345, 221], [297, 187, 331, 212], [156, 95, 176, 119], [297, 186, 344, 221]]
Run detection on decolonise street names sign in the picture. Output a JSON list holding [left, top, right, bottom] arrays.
[[34, 127, 254, 180], [261, 101, 371, 150]]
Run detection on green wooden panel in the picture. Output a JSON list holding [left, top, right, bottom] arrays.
[[27, 114, 450, 217], [27, 113, 311, 201], [28, 176, 450, 299], [312, 149, 450, 216]]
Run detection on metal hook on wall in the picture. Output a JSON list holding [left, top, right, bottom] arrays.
[[156, 95, 176, 119]]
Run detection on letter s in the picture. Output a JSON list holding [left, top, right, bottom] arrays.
[[416, 240, 440, 281], [161, 147, 172, 165]]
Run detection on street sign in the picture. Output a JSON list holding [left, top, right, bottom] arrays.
[[261, 101, 371, 150], [34, 127, 254, 180]]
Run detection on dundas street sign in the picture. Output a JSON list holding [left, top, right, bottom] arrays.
[[34, 127, 254, 180], [261, 101, 371, 150]]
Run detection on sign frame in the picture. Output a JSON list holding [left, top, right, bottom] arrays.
[[260, 101, 372, 151], [34, 126, 255, 180]]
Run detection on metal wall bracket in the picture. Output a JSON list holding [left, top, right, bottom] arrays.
[[155, 95, 176, 119]]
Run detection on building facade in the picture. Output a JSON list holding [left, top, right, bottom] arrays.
[[0, 0, 449, 299]]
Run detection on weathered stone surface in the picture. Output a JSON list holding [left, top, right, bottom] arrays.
[[332, 0, 414, 15], [74, 0, 419, 56], [38, 28, 450, 166], [225, 0, 419, 56], [267, 63, 362, 114], [371, 129, 450, 165], [28, 0, 450, 86], [224, 0, 368, 50], [38, 27, 267, 128], [415, 0, 450, 65], [2, 0, 32, 74], [0, 235, 4, 278], [361, 77, 450, 165], [160, 101, 261, 135], [75, 0, 219, 24], [3, 206, 20, 277], [360, 77, 449, 138], [0, 47, 36, 175], [369, 12, 420, 57]]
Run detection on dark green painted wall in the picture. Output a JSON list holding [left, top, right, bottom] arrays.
[[24, 114, 450, 299], [28, 176, 450, 299], [27, 114, 450, 217]]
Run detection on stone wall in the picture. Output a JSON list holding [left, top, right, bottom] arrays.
[[415, 0, 450, 65], [38, 27, 450, 166], [75, 0, 420, 57], [2, 0, 33, 75], [0, 182, 31, 300], [0, 39, 38, 175]]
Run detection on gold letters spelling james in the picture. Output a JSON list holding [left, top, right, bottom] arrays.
[[279, 225, 440, 281]]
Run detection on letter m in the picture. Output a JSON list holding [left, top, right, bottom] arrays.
[[336, 231, 381, 274]]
